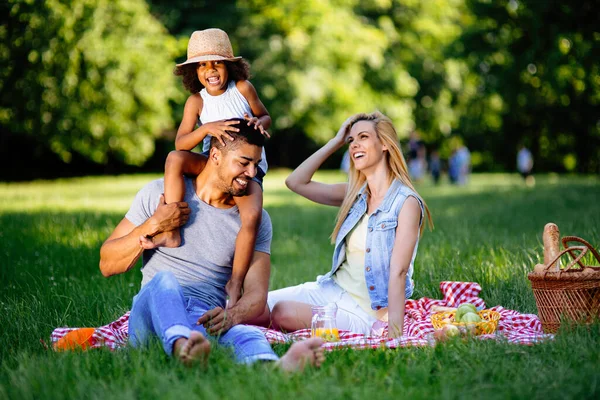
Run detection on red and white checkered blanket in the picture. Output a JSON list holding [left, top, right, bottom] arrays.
[[51, 281, 553, 351]]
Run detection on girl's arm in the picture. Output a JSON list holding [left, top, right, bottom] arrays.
[[387, 196, 421, 338], [175, 94, 240, 150], [236, 80, 271, 133], [175, 94, 205, 151], [285, 118, 354, 206]]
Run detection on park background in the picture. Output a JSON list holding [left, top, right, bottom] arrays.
[[1, 1, 600, 399], [1, 0, 599, 180]]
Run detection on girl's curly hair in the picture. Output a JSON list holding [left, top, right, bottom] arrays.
[[174, 59, 251, 94]]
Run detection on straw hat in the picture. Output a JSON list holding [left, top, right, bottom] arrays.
[[176, 28, 242, 67]]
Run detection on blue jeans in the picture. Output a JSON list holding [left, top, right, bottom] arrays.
[[128, 270, 278, 364]]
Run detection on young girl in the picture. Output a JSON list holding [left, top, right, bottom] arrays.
[[162, 28, 271, 308]]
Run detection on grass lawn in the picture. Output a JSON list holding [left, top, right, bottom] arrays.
[[1, 171, 599, 399]]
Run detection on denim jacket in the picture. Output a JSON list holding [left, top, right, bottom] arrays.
[[317, 179, 424, 310]]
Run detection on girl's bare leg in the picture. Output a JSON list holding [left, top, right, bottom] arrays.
[[155, 151, 207, 248], [226, 180, 263, 307]]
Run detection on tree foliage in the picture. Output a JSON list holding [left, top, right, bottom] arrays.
[[1, 0, 181, 165], [2, 0, 598, 174], [451, 0, 600, 173]]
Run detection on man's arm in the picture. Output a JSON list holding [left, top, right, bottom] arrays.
[[197, 251, 270, 335], [99, 195, 190, 277]]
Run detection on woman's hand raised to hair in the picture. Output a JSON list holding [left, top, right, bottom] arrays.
[[331, 115, 355, 148]]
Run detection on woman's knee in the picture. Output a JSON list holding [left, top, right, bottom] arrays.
[[270, 302, 310, 331]]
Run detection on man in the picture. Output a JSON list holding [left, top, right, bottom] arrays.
[[99, 119, 324, 369]]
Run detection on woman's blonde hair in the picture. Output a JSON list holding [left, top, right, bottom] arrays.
[[331, 111, 433, 243]]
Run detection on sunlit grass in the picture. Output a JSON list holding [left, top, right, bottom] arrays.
[[1, 172, 599, 399]]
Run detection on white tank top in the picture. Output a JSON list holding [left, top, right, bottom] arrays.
[[199, 80, 268, 173]]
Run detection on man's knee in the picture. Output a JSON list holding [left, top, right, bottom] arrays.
[[222, 324, 267, 347], [151, 270, 180, 290]]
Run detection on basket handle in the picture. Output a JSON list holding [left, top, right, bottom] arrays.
[[561, 236, 600, 268], [542, 246, 588, 273]]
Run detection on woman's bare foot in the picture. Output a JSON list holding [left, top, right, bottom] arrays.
[[276, 338, 325, 372], [173, 331, 211, 366]]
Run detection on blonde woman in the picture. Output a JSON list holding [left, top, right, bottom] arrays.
[[266, 112, 432, 338]]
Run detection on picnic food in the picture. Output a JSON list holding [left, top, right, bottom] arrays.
[[543, 222, 561, 269], [461, 312, 482, 323], [312, 327, 340, 342], [431, 309, 501, 337], [454, 303, 477, 322], [442, 324, 460, 337]]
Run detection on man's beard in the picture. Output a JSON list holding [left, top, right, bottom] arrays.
[[217, 169, 248, 197], [225, 185, 246, 197]]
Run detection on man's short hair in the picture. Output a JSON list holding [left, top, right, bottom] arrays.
[[210, 118, 265, 152]]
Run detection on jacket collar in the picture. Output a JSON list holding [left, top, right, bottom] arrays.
[[357, 179, 402, 213]]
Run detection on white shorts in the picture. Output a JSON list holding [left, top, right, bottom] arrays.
[[267, 278, 378, 335]]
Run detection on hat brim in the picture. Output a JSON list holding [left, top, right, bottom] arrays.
[[176, 55, 242, 67]]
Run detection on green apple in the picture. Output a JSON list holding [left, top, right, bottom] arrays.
[[461, 312, 482, 324], [455, 303, 478, 322], [442, 324, 460, 338]]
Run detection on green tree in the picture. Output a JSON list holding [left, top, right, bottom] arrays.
[[1, 0, 181, 166], [235, 0, 473, 147], [452, 0, 600, 173]]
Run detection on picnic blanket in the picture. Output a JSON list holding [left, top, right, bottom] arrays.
[[51, 281, 553, 351]]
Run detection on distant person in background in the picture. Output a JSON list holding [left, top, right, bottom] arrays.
[[457, 145, 471, 185], [448, 148, 459, 184], [408, 143, 427, 183], [407, 130, 421, 161], [517, 144, 534, 186], [450, 144, 471, 186], [429, 150, 441, 184]]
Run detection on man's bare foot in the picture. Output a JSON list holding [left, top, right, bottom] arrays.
[[173, 331, 211, 366], [225, 279, 242, 308], [149, 230, 181, 249], [276, 338, 325, 372]]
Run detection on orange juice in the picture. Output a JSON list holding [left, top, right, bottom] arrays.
[[312, 327, 340, 342]]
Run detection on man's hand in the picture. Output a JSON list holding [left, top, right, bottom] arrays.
[[225, 280, 242, 309], [243, 113, 270, 138], [197, 307, 238, 336], [149, 195, 190, 236]]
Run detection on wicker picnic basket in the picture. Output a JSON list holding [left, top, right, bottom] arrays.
[[528, 233, 600, 333]]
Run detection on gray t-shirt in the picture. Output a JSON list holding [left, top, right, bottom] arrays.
[[125, 177, 272, 309]]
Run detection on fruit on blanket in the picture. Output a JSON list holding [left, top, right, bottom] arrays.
[[442, 324, 460, 337], [455, 303, 477, 322], [461, 312, 482, 324], [433, 329, 446, 341]]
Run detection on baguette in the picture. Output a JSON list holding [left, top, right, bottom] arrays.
[[543, 223, 561, 270], [431, 305, 458, 313]]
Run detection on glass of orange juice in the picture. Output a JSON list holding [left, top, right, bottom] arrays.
[[311, 303, 339, 342]]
